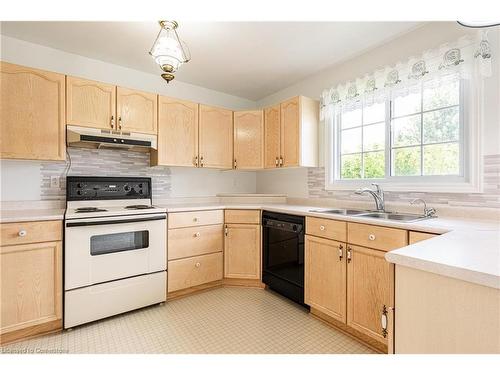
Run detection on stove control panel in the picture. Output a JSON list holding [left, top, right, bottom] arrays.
[[67, 177, 151, 201]]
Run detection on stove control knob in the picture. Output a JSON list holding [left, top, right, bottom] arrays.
[[124, 185, 130, 191], [292, 225, 298, 232], [138, 183, 143, 188], [76, 190, 82, 195], [139, 189, 143, 194]]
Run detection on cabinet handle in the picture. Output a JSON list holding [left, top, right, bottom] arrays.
[[368, 234, 376, 241], [200, 156, 204, 167], [347, 246, 352, 263], [338, 244, 343, 261], [194, 232, 201, 238], [224, 224, 228, 236], [234, 159, 237, 169], [381, 305, 389, 338], [319, 225, 325, 231], [195, 262, 201, 268], [279, 156, 284, 167], [118, 116, 122, 130], [275, 157, 279, 167], [18, 230, 27, 237], [193, 156, 199, 167], [110, 115, 115, 128]]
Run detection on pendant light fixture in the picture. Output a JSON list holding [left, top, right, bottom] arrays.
[[149, 20, 191, 83]]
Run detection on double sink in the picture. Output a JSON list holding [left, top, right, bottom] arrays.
[[309, 208, 432, 222]]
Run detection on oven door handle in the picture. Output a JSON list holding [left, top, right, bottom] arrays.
[[66, 215, 166, 227]]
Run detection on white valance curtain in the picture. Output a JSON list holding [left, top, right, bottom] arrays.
[[320, 31, 493, 120]]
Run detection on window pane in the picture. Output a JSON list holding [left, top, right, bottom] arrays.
[[423, 106, 459, 144], [392, 115, 421, 147], [364, 151, 385, 178], [341, 153, 362, 179], [341, 107, 362, 129], [363, 102, 385, 124], [363, 123, 385, 152], [392, 146, 421, 176], [392, 89, 421, 117], [423, 143, 460, 175], [341, 127, 362, 154], [423, 77, 459, 111]]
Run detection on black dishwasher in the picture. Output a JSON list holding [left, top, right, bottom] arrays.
[[262, 211, 307, 306]]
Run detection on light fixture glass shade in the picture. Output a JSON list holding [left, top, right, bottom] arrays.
[[149, 21, 190, 75]]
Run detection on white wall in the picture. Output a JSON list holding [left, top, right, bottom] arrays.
[[0, 35, 259, 201], [256, 23, 500, 198]]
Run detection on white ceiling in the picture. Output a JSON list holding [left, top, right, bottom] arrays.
[[0, 21, 420, 101]]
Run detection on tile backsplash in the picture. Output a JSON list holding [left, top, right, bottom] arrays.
[[308, 154, 500, 208], [40, 148, 171, 200]]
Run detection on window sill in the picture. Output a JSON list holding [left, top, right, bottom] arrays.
[[325, 180, 483, 194]]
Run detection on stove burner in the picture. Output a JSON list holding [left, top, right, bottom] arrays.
[[75, 207, 108, 213], [125, 205, 155, 210]]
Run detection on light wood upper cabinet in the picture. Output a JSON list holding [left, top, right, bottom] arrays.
[[0, 62, 66, 161], [116, 86, 157, 134], [233, 110, 264, 170], [347, 244, 394, 345], [264, 105, 281, 168], [198, 104, 233, 169], [224, 223, 261, 280], [305, 235, 347, 323], [152, 96, 198, 167], [264, 96, 318, 168], [66, 76, 116, 130]]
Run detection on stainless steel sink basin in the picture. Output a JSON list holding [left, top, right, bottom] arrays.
[[357, 212, 429, 222]]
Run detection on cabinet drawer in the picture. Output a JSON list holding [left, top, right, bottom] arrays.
[[347, 223, 407, 251], [224, 209, 260, 224], [409, 231, 437, 244], [168, 210, 223, 229], [168, 224, 223, 260], [1, 221, 62, 246], [306, 216, 346, 242], [168, 252, 223, 292]]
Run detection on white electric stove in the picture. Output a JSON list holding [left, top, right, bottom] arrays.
[[64, 176, 167, 328]]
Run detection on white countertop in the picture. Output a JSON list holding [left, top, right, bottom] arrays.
[[2, 201, 498, 290]]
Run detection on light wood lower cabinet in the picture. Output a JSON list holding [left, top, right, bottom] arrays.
[[1, 61, 66, 161], [346, 244, 394, 345], [224, 224, 261, 280], [305, 235, 347, 323], [1, 239, 62, 344], [409, 231, 437, 244], [168, 252, 223, 293]]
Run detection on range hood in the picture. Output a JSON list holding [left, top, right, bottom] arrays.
[[67, 125, 157, 151]]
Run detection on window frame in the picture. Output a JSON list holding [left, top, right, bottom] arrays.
[[325, 76, 483, 193]]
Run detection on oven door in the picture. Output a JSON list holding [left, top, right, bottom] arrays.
[[65, 214, 166, 290]]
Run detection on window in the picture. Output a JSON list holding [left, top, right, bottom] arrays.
[[331, 73, 472, 191]]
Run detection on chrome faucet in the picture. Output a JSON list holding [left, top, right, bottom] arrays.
[[355, 183, 385, 212], [410, 198, 437, 217]]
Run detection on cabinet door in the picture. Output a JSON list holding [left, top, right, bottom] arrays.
[[233, 110, 264, 169], [199, 104, 233, 169], [153, 96, 198, 167], [0, 62, 65, 161], [66, 76, 116, 130], [264, 105, 281, 168], [347, 244, 394, 344], [305, 235, 347, 323], [224, 224, 261, 280], [116, 86, 157, 134], [280, 96, 300, 167], [1, 241, 62, 339]]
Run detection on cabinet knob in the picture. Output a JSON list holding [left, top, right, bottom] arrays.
[[319, 225, 325, 231], [18, 230, 27, 237], [195, 262, 201, 268], [194, 232, 201, 237], [368, 234, 376, 241]]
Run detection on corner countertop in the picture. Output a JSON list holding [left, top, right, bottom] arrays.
[[158, 202, 500, 290]]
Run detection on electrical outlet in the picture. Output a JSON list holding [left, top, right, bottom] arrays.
[[50, 176, 60, 189]]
